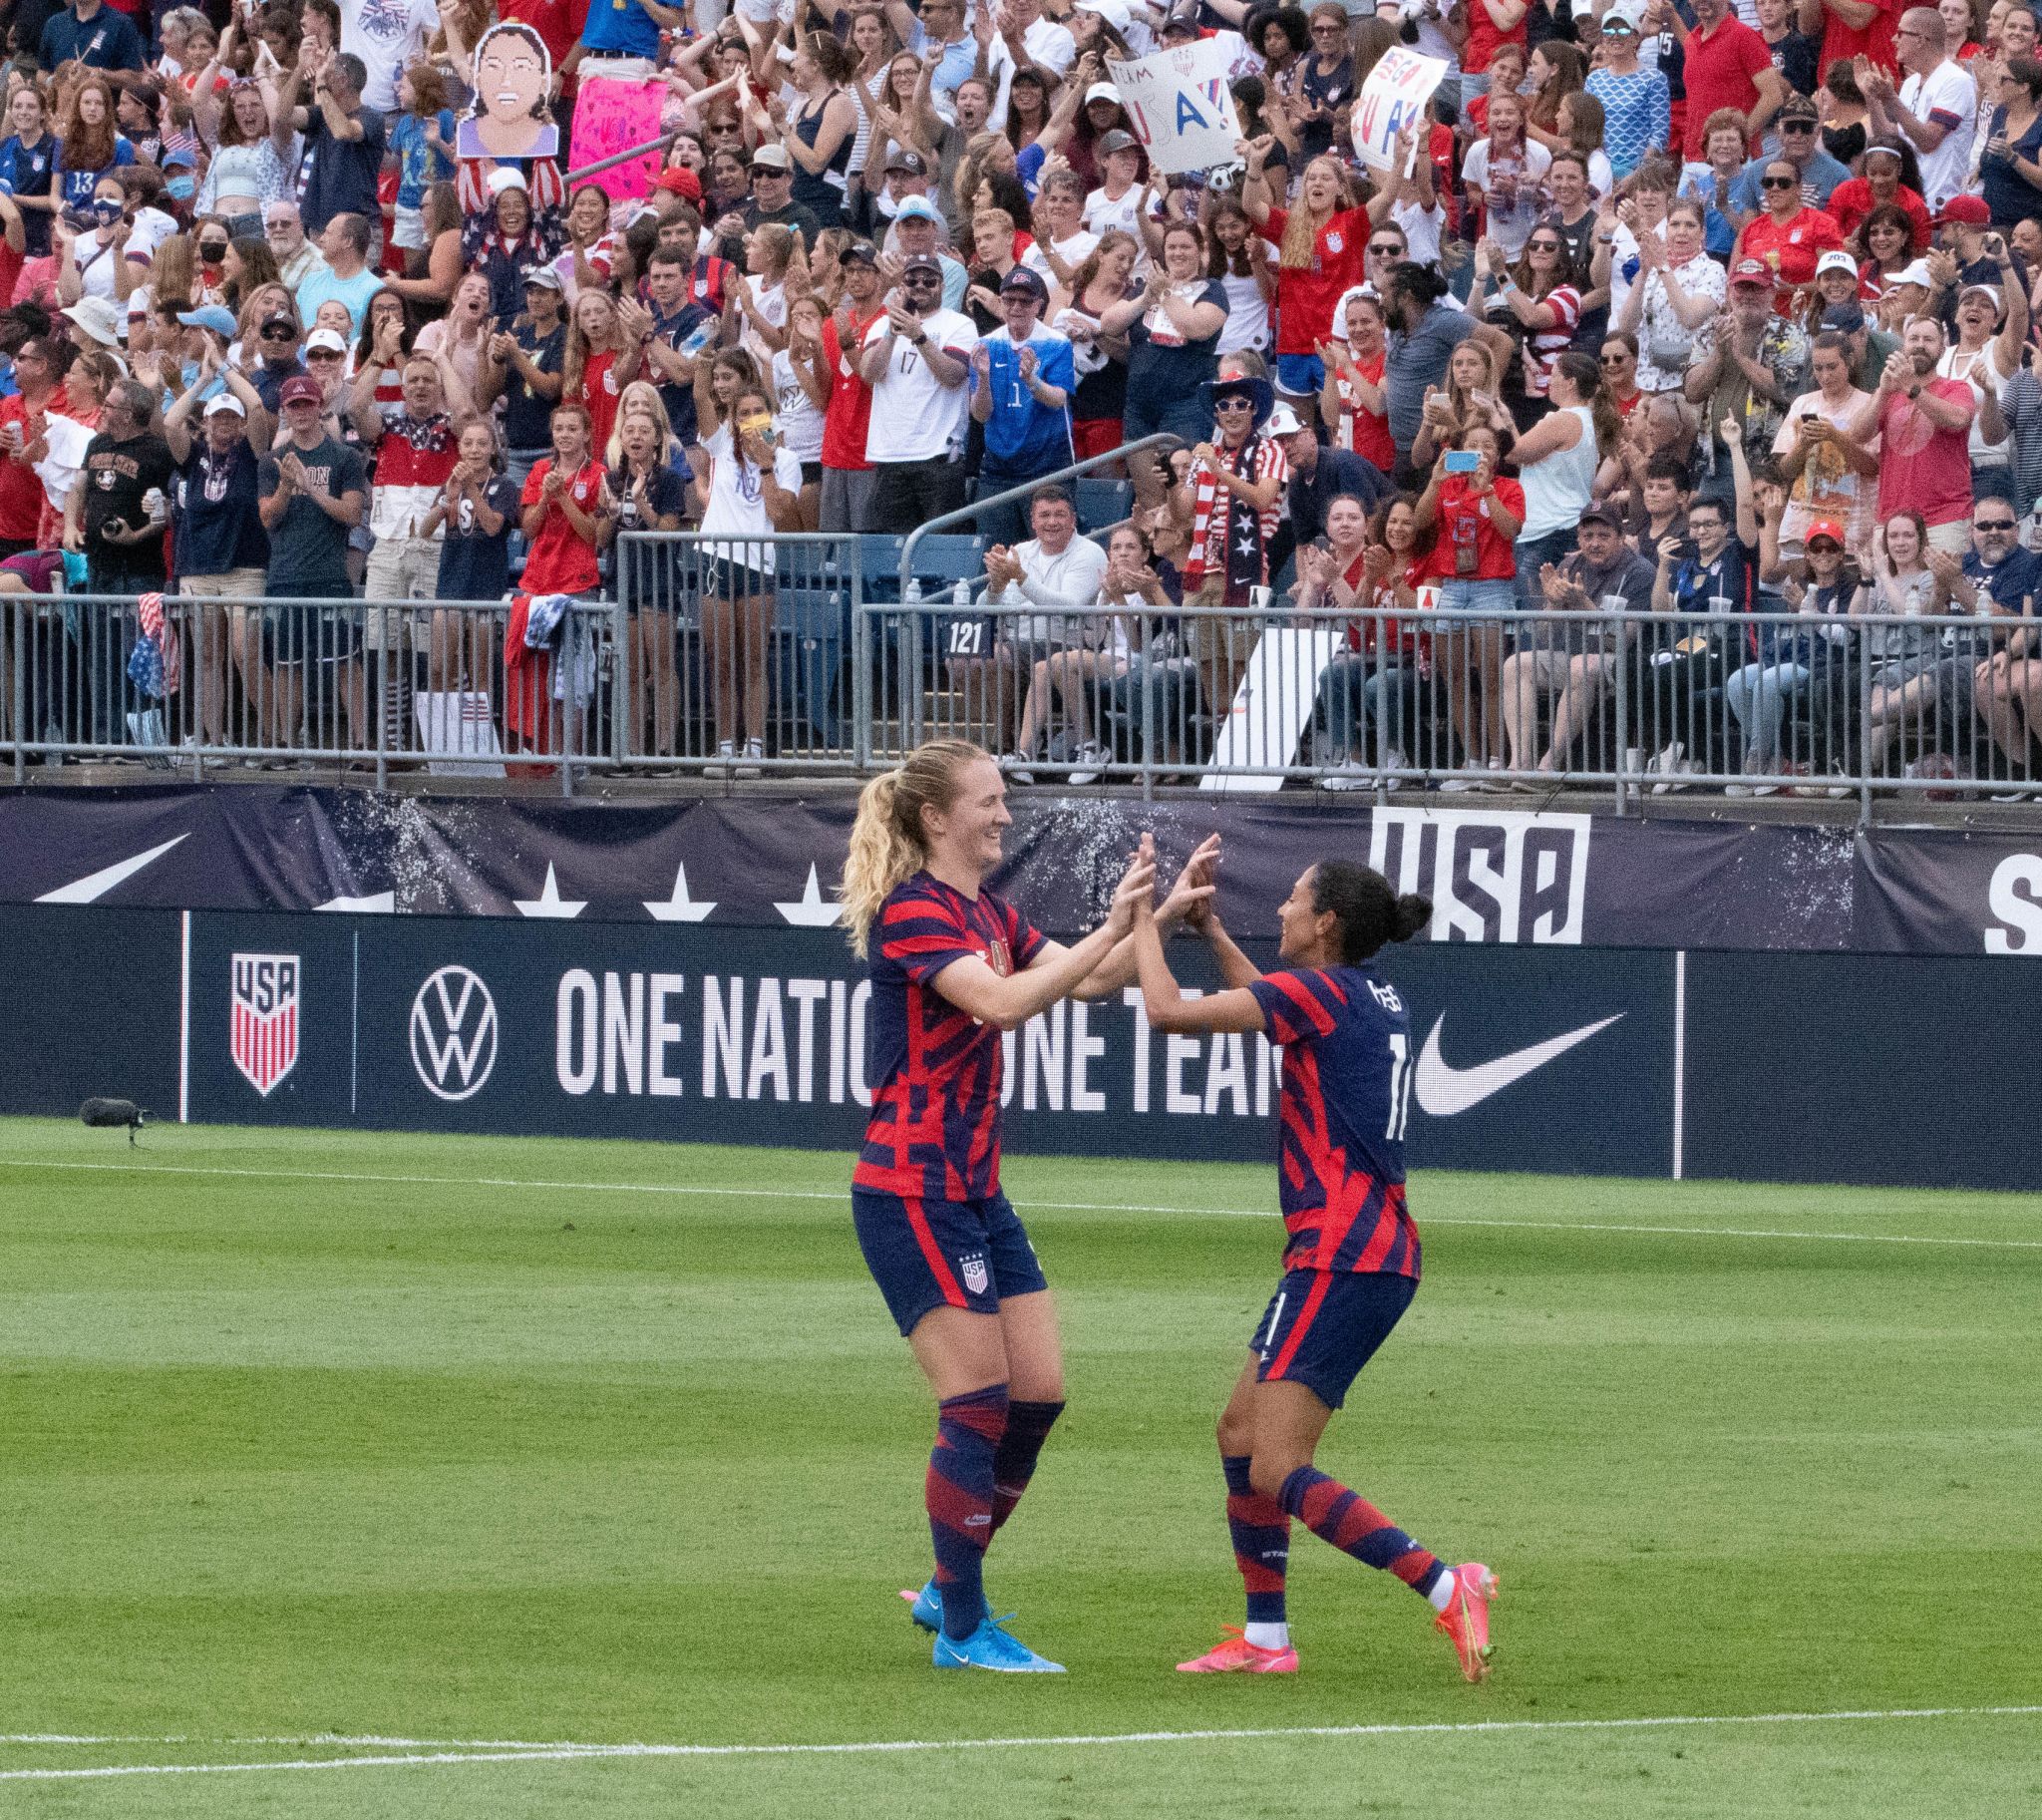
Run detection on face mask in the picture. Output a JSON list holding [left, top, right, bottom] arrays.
[[167, 176, 195, 201], [92, 200, 121, 223]]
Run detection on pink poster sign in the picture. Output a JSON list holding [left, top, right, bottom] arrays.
[[574, 77, 667, 199]]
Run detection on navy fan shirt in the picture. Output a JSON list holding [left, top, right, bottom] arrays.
[[1247, 965, 1422, 1279], [855, 873, 1048, 1204]]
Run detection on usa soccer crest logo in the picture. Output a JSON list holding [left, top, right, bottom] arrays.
[[959, 1253, 990, 1295], [230, 953, 300, 1097]]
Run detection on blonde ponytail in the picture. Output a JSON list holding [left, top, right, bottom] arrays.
[[840, 739, 990, 957]]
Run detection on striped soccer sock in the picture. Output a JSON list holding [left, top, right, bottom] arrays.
[[989, 1398, 1064, 1534], [1222, 1454, 1290, 1627], [927, 1384, 1009, 1640], [1278, 1464, 1447, 1602]]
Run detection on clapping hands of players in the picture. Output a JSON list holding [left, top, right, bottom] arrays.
[[1142, 831, 1222, 930]]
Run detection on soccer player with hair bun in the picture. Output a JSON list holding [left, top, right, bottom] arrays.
[[841, 741, 1217, 1672], [1128, 838, 1499, 1681]]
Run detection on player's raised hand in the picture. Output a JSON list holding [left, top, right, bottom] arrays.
[[1109, 834, 1160, 933], [1158, 831, 1222, 929]]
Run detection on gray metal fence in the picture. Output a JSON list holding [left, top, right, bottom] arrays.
[[3, 591, 611, 793], [6, 571, 2040, 820]]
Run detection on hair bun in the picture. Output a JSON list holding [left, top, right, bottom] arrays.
[[1390, 894, 1434, 943]]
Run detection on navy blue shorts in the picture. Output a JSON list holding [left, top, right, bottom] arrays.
[[1249, 1269, 1417, 1410], [851, 1188, 1048, 1337]]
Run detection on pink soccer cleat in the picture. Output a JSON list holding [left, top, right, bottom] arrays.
[[1434, 1563, 1498, 1681], [1176, 1625, 1299, 1674]]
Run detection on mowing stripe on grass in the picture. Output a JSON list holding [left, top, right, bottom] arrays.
[[3, 1158, 2040, 1254], [4, 1705, 2041, 1781]]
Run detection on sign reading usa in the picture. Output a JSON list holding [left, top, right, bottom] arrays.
[[230, 952, 301, 1097]]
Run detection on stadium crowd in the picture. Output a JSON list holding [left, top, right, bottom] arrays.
[[0, 0, 2039, 791]]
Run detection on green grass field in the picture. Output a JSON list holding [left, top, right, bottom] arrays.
[[0, 1117, 2037, 1818]]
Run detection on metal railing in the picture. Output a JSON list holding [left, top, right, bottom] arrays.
[[893, 433, 1181, 750], [610, 532, 864, 775], [7, 578, 2042, 823], [4, 592, 612, 794]]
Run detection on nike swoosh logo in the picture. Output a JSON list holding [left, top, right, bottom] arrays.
[[1414, 1013, 1624, 1118]]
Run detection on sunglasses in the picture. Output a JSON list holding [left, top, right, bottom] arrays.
[[259, 322, 295, 340], [1976, 519, 2018, 531], [1780, 119, 1816, 133], [305, 349, 343, 361], [1528, 240, 1561, 251], [1807, 540, 1842, 552], [1762, 176, 1798, 189], [1213, 398, 1254, 411], [1369, 241, 1403, 254], [1600, 353, 1630, 365]]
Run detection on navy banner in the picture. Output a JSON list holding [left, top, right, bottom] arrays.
[[9, 904, 2042, 1189], [0, 783, 1875, 948]]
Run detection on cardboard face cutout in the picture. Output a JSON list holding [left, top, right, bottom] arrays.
[[456, 21, 559, 160]]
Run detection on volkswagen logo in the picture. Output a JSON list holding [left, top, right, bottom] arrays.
[[410, 965, 498, 1101]]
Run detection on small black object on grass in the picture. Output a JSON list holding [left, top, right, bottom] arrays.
[[80, 1098, 148, 1145]]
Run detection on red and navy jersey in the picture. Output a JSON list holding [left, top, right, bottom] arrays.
[[855, 873, 1048, 1203], [1247, 965, 1421, 1279]]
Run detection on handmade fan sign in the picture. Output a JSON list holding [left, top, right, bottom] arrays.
[[456, 19, 560, 161]]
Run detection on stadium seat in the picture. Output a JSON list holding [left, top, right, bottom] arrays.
[[775, 578, 851, 747], [1075, 477, 1132, 535]]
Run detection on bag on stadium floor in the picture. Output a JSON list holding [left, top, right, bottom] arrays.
[[415, 689, 508, 779]]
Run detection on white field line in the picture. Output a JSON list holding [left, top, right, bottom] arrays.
[[1, 1704, 2039, 1783], [3, 1157, 2041, 1254]]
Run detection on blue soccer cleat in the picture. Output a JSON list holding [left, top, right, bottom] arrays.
[[931, 1613, 1066, 1673], [900, 1580, 943, 1632]]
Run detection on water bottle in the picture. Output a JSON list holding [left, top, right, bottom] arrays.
[[951, 577, 971, 609], [677, 316, 718, 358]]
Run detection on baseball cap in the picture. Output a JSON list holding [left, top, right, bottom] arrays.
[[1937, 193, 1991, 226], [305, 328, 349, 354], [1097, 129, 1139, 157], [278, 374, 324, 407], [893, 195, 942, 224], [1776, 95, 1819, 123], [884, 148, 927, 177], [522, 264, 564, 291], [1819, 300, 1866, 332], [1600, 0, 1644, 28], [1075, 0, 1133, 27], [655, 166, 702, 202], [1577, 500, 1622, 529], [900, 251, 943, 278], [1815, 249, 1859, 279], [1728, 257, 1774, 286], [1891, 258, 1932, 287], [1085, 81, 1122, 106], [176, 304, 239, 338], [1804, 519, 1846, 547], [486, 165, 528, 195], [202, 392, 246, 418], [840, 239, 879, 267], [751, 143, 791, 173], [999, 265, 1048, 301], [1265, 403, 1307, 437], [162, 145, 198, 171], [1961, 280, 2005, 310]]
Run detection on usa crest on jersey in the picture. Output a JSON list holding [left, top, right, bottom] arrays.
[[230, 952, 300, 1097], [959, 1253, 990, 1295]]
